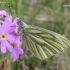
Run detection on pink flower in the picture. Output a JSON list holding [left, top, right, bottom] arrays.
[[4, 15, 19, 33], [0, 23, 15, 53], [0, 10, 24, 61], [0, 10, 8, 18], [10, 36, 24, 61]]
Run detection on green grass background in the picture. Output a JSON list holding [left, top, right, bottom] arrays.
[[0, 0, 70, 70]]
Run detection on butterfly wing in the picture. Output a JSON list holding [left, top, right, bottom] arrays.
[[22, 25, 70, 59]]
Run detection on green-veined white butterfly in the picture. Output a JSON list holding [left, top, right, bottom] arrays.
[[17, 20, 70, 60]]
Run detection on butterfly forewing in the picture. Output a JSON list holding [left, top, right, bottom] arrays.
[[22, 25, 70, 59]]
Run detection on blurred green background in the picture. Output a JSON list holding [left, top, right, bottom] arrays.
[[0, 0, 70, 70]]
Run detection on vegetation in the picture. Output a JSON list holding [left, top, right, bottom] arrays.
[[0, 0, 70, 70]]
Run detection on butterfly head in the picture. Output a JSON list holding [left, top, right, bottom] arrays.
[[17, 19, 27, 28], [17, 19, 27, 35]]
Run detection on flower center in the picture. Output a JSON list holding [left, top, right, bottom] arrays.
[[1, 34, 6, 40], [10, 43, 15, 48]]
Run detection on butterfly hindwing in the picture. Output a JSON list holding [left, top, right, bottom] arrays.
[[22, 25, 70, 59]]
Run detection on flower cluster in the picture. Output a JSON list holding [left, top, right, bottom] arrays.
[[0, 10, 24, 61]]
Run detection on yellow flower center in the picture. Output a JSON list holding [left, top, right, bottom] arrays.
[[1, 34, 6, 40]]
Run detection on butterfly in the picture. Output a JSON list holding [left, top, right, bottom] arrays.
[[17, 19, 70, 60]]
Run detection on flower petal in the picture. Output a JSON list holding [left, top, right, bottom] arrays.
[[11, 49, 19, 61], [13, 17, 19, 24], [0, 38, 1, 42], [6, 26, 16, 33], [5, 15, 12, 22], [5, 41, 13, 52], [15, 27, 18, 33], [0, 10, 7, 16], [2, 20, 10, 27], [0, 20, 3, 24], [15, 36, 21, 44], [1, 40, 6, 53], [7, 34, 16, 42], [11, 49, 16, 58], [0, 15, 3, 18], [17, 47, 24, 54]]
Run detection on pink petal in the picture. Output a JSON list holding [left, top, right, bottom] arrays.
[[15, 36, 21, 44], [0, 38, 1, 42], [0, 20, 3, 24], [11, 49, 15, 58], [8, 26, 16, 33], [17, 47, 24, 54], [11, 49, 19, 61], [1, 40, 6, 53], [13, 17, 19, 24], [2, 21, 10, 27], [5, 41, 13, 52], [0, 10, 7, 16], [7, 34, 16, 42], [0, 15, 3, 18], [5, 15, 12, 22], [15, 27, 18, 33]]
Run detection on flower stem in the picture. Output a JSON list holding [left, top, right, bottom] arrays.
[[45, 56, 53, 70], [15, 60, 19, 70]]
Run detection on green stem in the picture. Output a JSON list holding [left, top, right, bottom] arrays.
[[21, 0, 27, 19], [45, 56, 53, 70], [8, 0, 12, 14], [0, 0, 2, 6], [15, 60, 19, 70], [15, 0, 18, 15]]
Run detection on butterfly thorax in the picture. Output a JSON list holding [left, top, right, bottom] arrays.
[[17, 20, 27, 36]]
